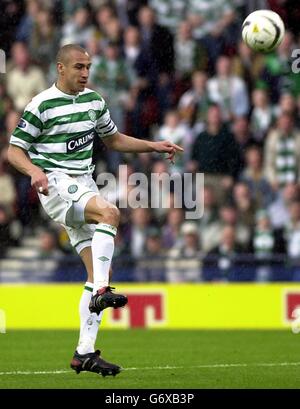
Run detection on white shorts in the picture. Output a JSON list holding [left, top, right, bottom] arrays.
[[38, 171, 98, 254]]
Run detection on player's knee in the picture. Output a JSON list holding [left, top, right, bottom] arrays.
[[100, 205, 120, 227]]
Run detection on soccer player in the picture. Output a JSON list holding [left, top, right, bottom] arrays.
[[7, 44, 183, 377]]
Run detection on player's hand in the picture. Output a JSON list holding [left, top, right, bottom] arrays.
[[152, 141, 184, 164], [31, 168, 49, 196]]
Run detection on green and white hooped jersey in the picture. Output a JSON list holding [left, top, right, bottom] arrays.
[[10, 84, 117, 175]]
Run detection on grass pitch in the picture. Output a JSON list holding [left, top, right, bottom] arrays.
[[0, 330, 300, 389]]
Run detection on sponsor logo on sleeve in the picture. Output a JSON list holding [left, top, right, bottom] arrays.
[[18, 119, 27, 129]]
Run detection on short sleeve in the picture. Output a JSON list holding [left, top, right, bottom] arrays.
[[95, 103, 117, 138], [10, 100, 43, 150]]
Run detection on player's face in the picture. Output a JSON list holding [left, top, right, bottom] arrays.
[[62, 51, 92, 93]]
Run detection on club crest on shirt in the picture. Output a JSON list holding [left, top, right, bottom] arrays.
[[18, 119, 27, 129], [88, 109, 96, 122], [68, 184, 78, 194]]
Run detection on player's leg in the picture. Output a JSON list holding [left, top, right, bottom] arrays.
[[77, 246, 94, 353], [84, 195, 128, 314], [76, 246, 112, 355], [69, 235, 121, 376], [79, 246, 113, 283], [38, 172, 123, 376]]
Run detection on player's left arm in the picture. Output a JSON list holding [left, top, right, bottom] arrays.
[[103, 131, 184, 163]]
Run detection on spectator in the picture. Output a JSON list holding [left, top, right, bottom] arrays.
[[250, 88, 276, 143], [251, 210, 286, 281], [34, 229, 66, 281], [218, 203, 251, 248], [91, 41, 134, 171], [286, 199, 300, 256], [123, 26, 145, 74], [0, 206, 17, 258], [285, 199, 300, 280], [0, 0, 24, 55], [264, 112, 300, 190], [198, 185, 220, 253], [174, 21, 207, 81], [95, 3, 117, 33], [233, 181, 256, 229], [231, 116, 257, 175], [0, 84, 12, 136], [203, 224, 250, 282], [61, 0, 90, 21], [0, 155, 17, 216], [178, 70, 210, 135], [135, 227, 166, 281], [149, 0, 187, 34], [137, 5, 174, 75], [38, 229, 63, 258], [240, 145, 274, 209], [29, 9, 60, 72], [99, 17, 123, 49], [162, 207, 184, 249], [150, 160, 177, 220], [275, 93, 297, 118], [6, 42, 47, 112], [16, 0, 42, 44], [268, 182, 300, 229], [189, 104, 242, 202], [259, 31, 299, 102], [187, 0, 236, 66], [166, 222, 202, 282], [232, 116, 255, 154], [61, 7, 95, 48], [128, 207, 152, 258], [231, 40, 265, 94], [155, 110, 191, 174], [207, 55, 249, 121], [91, 42, 133, 131]]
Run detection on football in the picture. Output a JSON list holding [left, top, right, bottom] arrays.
[[242, 10, 285, 52]]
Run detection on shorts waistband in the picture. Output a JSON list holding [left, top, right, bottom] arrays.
[[43, 165, 95, 177]]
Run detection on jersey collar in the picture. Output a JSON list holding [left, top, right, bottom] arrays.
[[52, 83, 81, 99]]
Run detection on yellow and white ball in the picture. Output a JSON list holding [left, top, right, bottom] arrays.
[[242, 10, 285, 52]]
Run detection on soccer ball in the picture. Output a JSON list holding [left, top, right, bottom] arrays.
[[242, 10, 285, 52]]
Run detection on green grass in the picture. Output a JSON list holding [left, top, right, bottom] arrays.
[[0, 330, 300, 389]]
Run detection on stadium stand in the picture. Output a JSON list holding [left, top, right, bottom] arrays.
[[1, 0, 300, 283]]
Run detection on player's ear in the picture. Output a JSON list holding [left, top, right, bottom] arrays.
[[57, 62, 64, 75]]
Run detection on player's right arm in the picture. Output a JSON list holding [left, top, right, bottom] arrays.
[[7, 145, 49, 195], [7, 100, 49, 195]]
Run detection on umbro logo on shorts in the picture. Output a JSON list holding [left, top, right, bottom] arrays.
[[66, 129, 95, 153]]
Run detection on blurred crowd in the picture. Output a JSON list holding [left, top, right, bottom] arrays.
[[2, 0, 300, 282]]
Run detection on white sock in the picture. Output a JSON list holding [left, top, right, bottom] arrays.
[[92, 223, 117, 294], [77, 282, 104, 355]]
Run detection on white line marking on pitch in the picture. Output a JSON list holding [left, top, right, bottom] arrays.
[[1, 362, 300, 376]]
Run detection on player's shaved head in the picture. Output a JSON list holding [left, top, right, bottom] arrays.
[[56, 44, 92, 94], [56, 44, 89, 65]]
